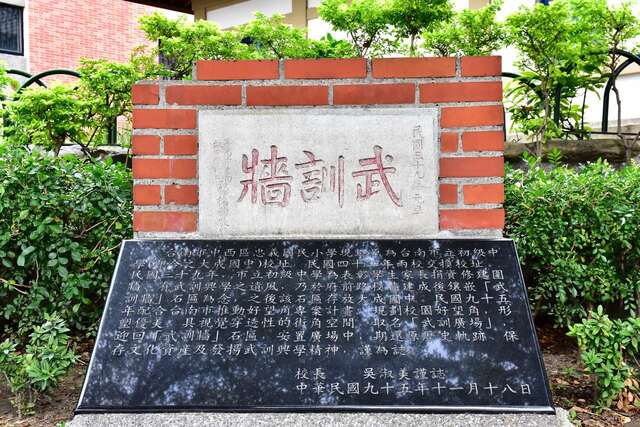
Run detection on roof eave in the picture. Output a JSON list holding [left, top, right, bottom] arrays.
[[125, 0, 193, 14]]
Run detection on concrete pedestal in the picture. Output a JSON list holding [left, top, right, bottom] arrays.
[[69, 409, 570, 427]]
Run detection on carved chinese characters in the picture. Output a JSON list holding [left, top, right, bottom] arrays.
[[77, 240, 554, 413], [199, 108, 438, 238], [239, 146, 293, 207], [237, 145, 400, 208]]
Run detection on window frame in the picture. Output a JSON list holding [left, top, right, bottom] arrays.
[[0, 2, 23, 56]]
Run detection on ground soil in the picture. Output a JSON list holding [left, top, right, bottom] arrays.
[[1, 326, 639, 427], [539, 324, 640, 427]]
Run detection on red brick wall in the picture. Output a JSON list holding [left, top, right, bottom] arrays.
[[131, 56, 505, 236], [28, 0, 164, 75]]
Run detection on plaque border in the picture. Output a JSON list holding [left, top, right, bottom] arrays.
[[75, 238, 555, 415]]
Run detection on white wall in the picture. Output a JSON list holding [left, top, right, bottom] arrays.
[[584, 73, 640, 128], [206, 0, 292, 28], [307, 17, 334, 39]]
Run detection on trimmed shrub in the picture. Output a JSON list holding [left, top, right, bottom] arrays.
[[0, 145, 132, 336], [505, 160, 640, 326]]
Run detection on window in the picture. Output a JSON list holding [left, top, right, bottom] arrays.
[[0, 3, 22, 55]]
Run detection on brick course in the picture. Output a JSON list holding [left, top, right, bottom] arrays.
[[333, 84, 415, 105], [131, 135, 160, 155], [164, 135, 198, 156], [166, 85, 242, 106], [464, 184, 505, 205], [285, 58, 367, 79], [132, 56, 504, 235], [372, 57, 456, 78], [247, 85, 329, 106]]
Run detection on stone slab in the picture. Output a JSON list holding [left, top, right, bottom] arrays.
[[76, 239, 553, 413], [198, 108, 439, 239], [69, 409, 571, 427]]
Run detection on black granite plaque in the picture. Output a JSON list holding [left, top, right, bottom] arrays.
[[76, 239, 554, 414]]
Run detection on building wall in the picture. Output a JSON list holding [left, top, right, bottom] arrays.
[[0, 51, 26, 71], [0, 0, 27, 75], [27, 0, 176, 76], [194, 0, 310, 27]]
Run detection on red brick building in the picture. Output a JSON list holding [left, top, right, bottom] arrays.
[[0, 0, 183, 77]]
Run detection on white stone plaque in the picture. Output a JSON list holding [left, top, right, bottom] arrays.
[[198, 108, 439, 238]]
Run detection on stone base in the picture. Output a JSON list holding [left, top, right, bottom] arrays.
[[69, 409, 570, 427], [505, 138, 640, 164]]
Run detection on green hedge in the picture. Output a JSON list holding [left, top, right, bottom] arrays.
[[505, 160, 640, 327], [0, 145, 132, 337]]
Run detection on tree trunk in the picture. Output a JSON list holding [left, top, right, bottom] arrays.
[[580, 89, 587, 140], [612, 84, 622, 136], [538, 92, 551, 158], [409, 33, 416, 57]]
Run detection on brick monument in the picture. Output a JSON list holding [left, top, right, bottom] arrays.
[[131, 56, 505, 238]]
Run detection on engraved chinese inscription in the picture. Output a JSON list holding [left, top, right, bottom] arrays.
[[77, 239, 554, 413], [198, 108, 439, 237], [237, 145, 401, 208]]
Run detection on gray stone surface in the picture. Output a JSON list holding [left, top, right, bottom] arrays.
[[198, 107, 439, 239], [69, 408, 571, 427], [505, 138, 640, 163]]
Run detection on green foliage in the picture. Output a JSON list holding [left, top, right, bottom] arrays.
[[505, 161, 640, 326], [237, 12, 315, 59], [0, 145, 132, 336], [568, 307, 640, 410], [310, 33, 357, 59], [601, 1, 640, 54], [140, 12, 252, 79], [5, 85, 91, 155], [77, 57, 162, 132], [546, 147, 564, 167], [0, 61, 16, 101], [237, 13, 354, 59], [387, 0, 453, 56], [6, 57, 159, 154], [423, 0, 505, 57], [318, 0, 396, 57], [0, 313, 78, 417], [504, 0, 612, 148], [139, 12, 354, 77]]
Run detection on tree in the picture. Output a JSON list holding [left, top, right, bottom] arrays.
[[77, 57, 162, 144], [504, 0, 608, 153], [238, 12, 314, 59], [6, 56, 161, 156], [318, 0, 395, 57], [423, 0, 505, 57], [140, 12, 354, 74], [139, 12, 251, 79], [387, 0, 453, 56], [237, 13, 354, 59], [6, 85, 91, 156]]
